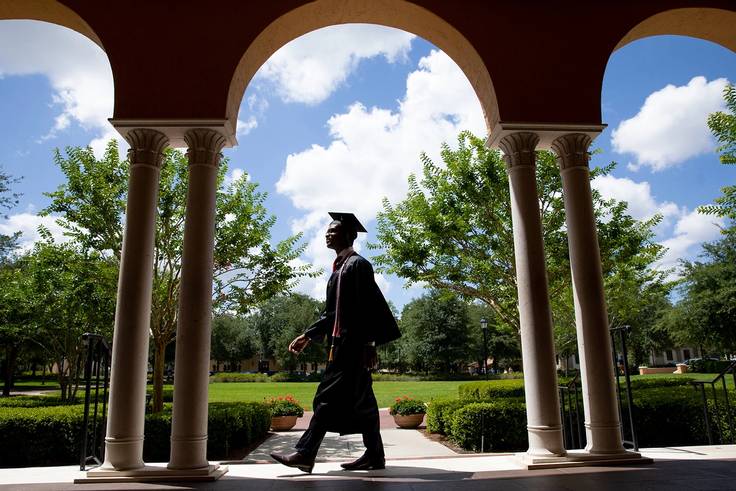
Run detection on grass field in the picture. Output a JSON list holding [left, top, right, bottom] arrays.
[[206, 381, 465, 409], [3, 373, 732, 409]]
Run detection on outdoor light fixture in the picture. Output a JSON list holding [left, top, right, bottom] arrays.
[[480, 318, 488, 380]]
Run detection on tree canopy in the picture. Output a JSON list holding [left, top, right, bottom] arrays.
[[372, 131, 669, 356], [42, 141, 315, 410], [661, 83, 736, 355], [0, 167, 21, 263]]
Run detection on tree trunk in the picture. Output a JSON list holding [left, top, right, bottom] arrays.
[[152, 340, 166, 413], [2, 345, 18, 397]]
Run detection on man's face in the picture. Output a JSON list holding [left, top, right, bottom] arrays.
[[325, 221, 348, 251]]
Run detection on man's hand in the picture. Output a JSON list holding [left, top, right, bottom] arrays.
[[289, 334, 310, 355], [363, 345, 378, 370]]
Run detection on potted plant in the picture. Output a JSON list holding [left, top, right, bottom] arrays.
[[267, 395, 305, 431], [389, 396, 426, 429]]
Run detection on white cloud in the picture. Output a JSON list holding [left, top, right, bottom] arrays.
[[276, 48, 484, 297], [657, 209, 724, 274], [0, 20, 120, 157], [611, 76, 728, 171], [591, 174, 681, 227], [256, 24, 415, 105], [236, 116, 258, 136], [0, 212, 70, 251]]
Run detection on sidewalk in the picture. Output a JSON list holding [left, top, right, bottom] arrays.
[[234, 408, 458, 464]]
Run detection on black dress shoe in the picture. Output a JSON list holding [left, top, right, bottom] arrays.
[[270, 451, 315, 473], [340, 453, 386, 470]]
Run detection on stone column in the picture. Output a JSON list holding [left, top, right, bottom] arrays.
[[552, 134, 625, 455], [168, 129, 226, 470], [102, 129, 168, 470], [499, 133, 565, 458]]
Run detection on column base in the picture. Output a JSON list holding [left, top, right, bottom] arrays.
[[76, 464, 227, 483], [516, 450, 652, 470]]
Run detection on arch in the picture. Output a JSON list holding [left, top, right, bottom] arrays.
[[0, 0, 102, 49], [226, 0, 497, 137], [614, 7, 736, 54]]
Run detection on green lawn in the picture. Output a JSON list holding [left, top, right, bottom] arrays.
[[206, 381, 465, 409], [5, 373, 732, 408]]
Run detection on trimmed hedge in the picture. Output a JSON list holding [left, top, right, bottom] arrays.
[[0, 401, 271, 467], [428, 384, 736, 451], [144, 401, 272, 462], [427, 397, 476, 435], [0, 395, 81, 408], [626, 377, 694, 390], [449, 401, 528, 451], [208, 372, 323, 383], [687, 359, 734, 373], [458, 379, 525, 400], [0, 404, 89, 467]]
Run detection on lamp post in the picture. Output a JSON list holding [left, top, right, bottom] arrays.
[[480, 318, 489, 380]]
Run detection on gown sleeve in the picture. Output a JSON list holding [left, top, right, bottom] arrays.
[[304, 310, 333, 342]]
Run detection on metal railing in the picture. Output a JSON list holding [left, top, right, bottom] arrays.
[[610, 325, 638, 451], [559, 374, 585, 449], [79, 333, 111, 471], [691, 360, 736, 445]]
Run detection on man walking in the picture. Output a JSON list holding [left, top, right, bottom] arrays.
[[271, 212, 400, 473]]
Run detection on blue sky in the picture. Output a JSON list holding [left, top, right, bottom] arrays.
[[0, 21, 734, 311]]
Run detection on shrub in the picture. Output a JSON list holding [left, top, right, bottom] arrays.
[[458, 379, 525, 400], [389, 396, 426, 416], [0, 404, 91, 467], [687, 359, 734, 374], [266, 395, 305, 417], [426, 397, 468, 435], [627, 377, 694, 390], [0, 395, 78, 408], [208, 372, 270, 383], [449, 401, 527, 451], [627, 386, 707, 447], [0, 401, 271, 467]]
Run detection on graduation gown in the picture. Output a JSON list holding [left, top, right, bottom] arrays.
[[303, 252, 400, 435]]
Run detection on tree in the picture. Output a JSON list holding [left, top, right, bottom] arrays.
[[211, 315, 258, 371], [399, 291, 471, 374], [0, 167, 21, 263], [0, 260, 35, 396], [372, 131, 669, 357], [466, 302, 520, 372], [664, 235, 736, 354], [701, 82, 736, 224], [662, 83, 736, 355], [0, 237, 118, 401], [245, 294, 325, 373], [43, 141, 315, 411]]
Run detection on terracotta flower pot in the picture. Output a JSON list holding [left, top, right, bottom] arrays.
[[393, 413, 425, 429], [271, 415, 298, 431]]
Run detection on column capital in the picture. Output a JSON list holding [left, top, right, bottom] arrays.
[[126, 128, 168, 168], [499, 132, 539, 169], [551, 133, 592, 171], [184, 128, 228, 168]]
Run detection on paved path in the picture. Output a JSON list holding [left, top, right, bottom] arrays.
[[235, 408, 457, 464]]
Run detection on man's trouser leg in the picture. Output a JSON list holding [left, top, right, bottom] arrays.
[[362, 415, 384, 459], [295, 411, 327, 459]]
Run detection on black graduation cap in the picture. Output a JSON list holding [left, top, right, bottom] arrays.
[[328, 212, 367, 233]]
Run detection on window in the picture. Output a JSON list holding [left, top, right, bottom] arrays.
[[666, 350, 674, 361], [683, 349, 691, 360]]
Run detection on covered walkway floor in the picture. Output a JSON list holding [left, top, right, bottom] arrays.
[[2, 445, 735, 490]]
